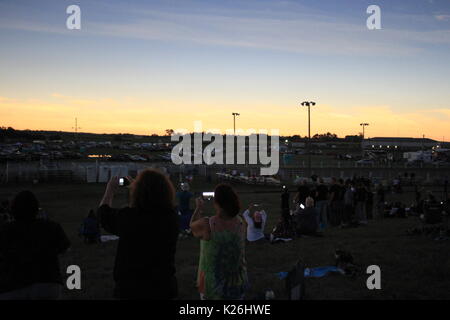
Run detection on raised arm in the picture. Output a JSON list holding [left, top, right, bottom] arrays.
[[190, 197, 209, 240], [100, 176, 120, 207], [98, 176, 121, 235]]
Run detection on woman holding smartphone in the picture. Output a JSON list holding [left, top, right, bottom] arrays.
[[190, 184, 248, 300], [98, 169, 179, 300]]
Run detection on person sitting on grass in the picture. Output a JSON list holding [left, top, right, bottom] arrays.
[[79, 209, 101, 244], [98, 169, 179, 300], [242, 204, 267, 243], [0, 191, 70, 300], [293, 197, 319, 236], [190, 184, 248, 300], [270, 217, 294, 243]]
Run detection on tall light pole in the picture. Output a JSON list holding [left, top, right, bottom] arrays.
[[360, 123, 369, 139], [232, 112, 240, 135], [360, 123, 369, 157], [300, 101, 316, 178]]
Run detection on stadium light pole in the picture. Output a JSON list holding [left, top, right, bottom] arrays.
[[360, 123, 369, 158], [300, 101, 316, 178], [232, 112, 240, 135], [360, 123, 369, 139]]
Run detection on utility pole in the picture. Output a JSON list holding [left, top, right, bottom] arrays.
[[72, 118, 81, 141]]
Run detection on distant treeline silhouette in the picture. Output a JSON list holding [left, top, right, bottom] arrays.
[[0, 127, 48, 142], [1, 126, 355, 143]]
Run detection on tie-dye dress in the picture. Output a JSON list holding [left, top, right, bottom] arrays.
[[197, 216, 248, 300]]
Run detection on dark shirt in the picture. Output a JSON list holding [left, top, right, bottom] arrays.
[[366, 190, 374, 205], [329, 184, 341, 202], [297, 185, 310, 204], [377, 188, 385, 203], [0, 219, 70, 293], [338, 185, 346, 201], [316, 184, 329, 201], [281, 192, 290, 209], [176, 191, 193, 213], [295, 207, 318, 235], [98, 205, 179, 299], [355, 187, 367, 202], [82, 217, 100, 235]]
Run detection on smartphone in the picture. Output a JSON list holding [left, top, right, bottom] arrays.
[[202, 192, 215, 199], [119, 177, 129, 187]]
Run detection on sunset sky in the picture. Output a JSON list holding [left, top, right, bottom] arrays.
[[1, 0, 449, 140]]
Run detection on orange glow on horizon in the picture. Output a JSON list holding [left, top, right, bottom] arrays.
[[1, 95, 449, 141]]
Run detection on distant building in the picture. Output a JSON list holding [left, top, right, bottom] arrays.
[[362, 137, 438, 150], [344, 135, 362, 142]]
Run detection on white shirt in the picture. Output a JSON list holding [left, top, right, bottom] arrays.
[[243, 209, 267, 242]]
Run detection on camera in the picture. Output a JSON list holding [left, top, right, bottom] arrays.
[[119, 177, 129, 187], [202, 192, 214, 200]]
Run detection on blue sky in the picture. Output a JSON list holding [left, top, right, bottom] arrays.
[[0, 0, 449, 139]]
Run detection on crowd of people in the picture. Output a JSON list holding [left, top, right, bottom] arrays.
[[0, 169, 448, 300]]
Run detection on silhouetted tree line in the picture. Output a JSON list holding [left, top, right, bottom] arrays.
[[0, 127, 46, 142]]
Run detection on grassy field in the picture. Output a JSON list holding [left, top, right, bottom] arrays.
[[0, 178, 449, 300]]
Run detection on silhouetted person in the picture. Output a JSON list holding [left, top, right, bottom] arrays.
[[329, 178, 342, 226], [377, 183, 386, 218], [176, 182, 193, 232], [281, 186, 290, 221], [354, 183, 368, 224], [294, 197, 318, 236], [444, 178, 448, 199], [343, 182, 355, 225], [422, 193, 442, 224], [295, 180, 310, 206], [80, 209, 101, 244], [366, 185, 374, 220], [0, 191, 70, 299], [98, 169, 179, 300], [315, 178, 329, 228]]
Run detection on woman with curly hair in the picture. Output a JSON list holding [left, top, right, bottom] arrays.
[[98, 169, 179, 299]]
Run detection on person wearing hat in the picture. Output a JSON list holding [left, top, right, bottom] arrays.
[[242, 204, 267, 243]]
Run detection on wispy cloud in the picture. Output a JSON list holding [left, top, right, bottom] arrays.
[[1, 3, 450, 56], [435, 14, 450, 21]]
